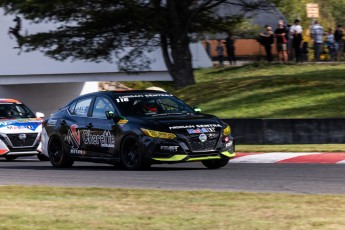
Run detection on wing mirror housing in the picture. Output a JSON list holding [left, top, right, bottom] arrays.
[[105, 111, 126, 123], [193, 107, 202, 113], [36, 112, 45, 118]]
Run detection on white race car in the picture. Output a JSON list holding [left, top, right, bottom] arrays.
[[0, 98, 48, 161]]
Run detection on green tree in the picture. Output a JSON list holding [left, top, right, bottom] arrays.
[[0, 0, 269, 87]]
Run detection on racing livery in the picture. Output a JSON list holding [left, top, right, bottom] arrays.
[[41, 90, 235, 170], [0, 98, 47, 161]]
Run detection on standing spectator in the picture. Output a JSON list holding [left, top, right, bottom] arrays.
[[215, 40, 224, 67], [326, 28, 336, 61], [311, 20, 324, 62], [260, 25, 274, 62], [274, 20, 288, 63], [290, 19, 303, 63], [225, 33, 236, 65], [334, 25, 344, 61]]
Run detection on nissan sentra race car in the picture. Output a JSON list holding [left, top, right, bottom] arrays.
[[0, 98, 48, 161], [41, 90, 235, 170]]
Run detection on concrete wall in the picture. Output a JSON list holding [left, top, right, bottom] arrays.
[[0, 82, 98, 117], [223, 118, 345, 144]]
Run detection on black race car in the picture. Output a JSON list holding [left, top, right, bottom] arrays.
[[41, 90, 235, 170]]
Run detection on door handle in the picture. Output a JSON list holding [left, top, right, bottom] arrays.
[[86, 123, 93, 129]]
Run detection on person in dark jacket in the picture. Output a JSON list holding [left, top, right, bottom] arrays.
[[225, 33, 236, 65], [260, 25, 274, 62]]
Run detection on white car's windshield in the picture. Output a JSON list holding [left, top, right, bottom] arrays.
[[0, 104, 35, 119]]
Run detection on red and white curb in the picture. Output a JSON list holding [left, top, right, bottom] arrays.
[[230, 152, 345, 164]]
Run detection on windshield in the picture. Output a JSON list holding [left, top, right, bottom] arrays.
[[0, 104, 35, 119], [113, 93, 195, 116]]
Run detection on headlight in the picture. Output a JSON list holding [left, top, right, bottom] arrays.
[[223, 125, 231, 136], [141, 128, 176, 139]]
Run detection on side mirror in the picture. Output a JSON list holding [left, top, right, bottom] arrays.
[[105, 111, 126, 124], [105, 111, 114, 119], [193, 107, 201, 113], [36, 112, 45, 118]]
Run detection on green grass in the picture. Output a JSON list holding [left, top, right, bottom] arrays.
[[2, 186, 345, 230], [123, 63, 345, 118]]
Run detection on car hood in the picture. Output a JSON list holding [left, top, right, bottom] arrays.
[[132, 113, 225, 134], [0, 118, 43, 133]]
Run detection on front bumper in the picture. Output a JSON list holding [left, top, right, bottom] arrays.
[[0, 136, 40, 157], [142, 135, 235, 163]]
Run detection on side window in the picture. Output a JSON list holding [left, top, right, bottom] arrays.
[[74, 98, 92, 117], [92, 97, 115, 119], [68, 101, 77, 114]]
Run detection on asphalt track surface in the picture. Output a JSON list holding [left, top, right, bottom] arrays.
[[2, 156, 345, 194]]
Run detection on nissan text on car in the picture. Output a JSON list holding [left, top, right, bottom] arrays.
[[41, 90, 235, 170], [0, 98, 47, 161]]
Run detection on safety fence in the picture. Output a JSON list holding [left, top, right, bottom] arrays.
[[222, 118, 345, 144]]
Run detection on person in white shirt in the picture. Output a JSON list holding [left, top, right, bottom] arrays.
[[290, 19, 303, 62], [311, 20, 324, 61]]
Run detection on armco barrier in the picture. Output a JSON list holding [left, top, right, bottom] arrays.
[[222, 118, 345, 144]]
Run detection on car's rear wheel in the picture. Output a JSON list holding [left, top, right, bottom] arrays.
[[202, 157, 229, 169], [120, 135, 150, 170], [48, 136, 74, 168], [5, 156, 17, 161]]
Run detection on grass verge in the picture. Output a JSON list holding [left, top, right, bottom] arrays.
[[122, 63, 345, 118], [1, 186, 345, 230]]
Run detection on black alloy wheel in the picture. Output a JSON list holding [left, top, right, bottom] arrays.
[[120, 135, 150, 170], [202, 156, 230, 169], [48, 136, 74, 168]]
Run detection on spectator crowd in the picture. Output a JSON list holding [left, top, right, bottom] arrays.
[[212, 19, 345, 67], [259, 19, 345, 63]]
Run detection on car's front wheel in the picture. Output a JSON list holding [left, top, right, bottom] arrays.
[[120, 135, 150, 170], [48, 136, 74, 168], [202, 157, 229, 169], [5, 156, 17, 161], [37, 154, 49, 161]]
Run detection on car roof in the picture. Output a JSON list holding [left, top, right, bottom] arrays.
[[0, 98, 22, 104], [85, 90, 170, 97]]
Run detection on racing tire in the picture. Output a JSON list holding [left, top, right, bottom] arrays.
[[48, 136, 74, 168], [202, 157, 229, 169], [5, 156, 17, 161], [37, 154, 50, 161], [120, 135, 151, 170]]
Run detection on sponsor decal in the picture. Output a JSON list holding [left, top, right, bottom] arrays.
[[169, 125, 195, 130], [169, 124, 221, 130], [115, 94, 173, 103], [187, 128, 216, 134], [70, 149, 86, 155], [82, 130, 115, 147], [65, 124, 115, 149], [47, 119, 57, 126], [0, 120, 41, 131], [225, 141, 233, 148], [65, 124, 81, 148], [117, 119, 128, 125], [160, 146, 179, 152]]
